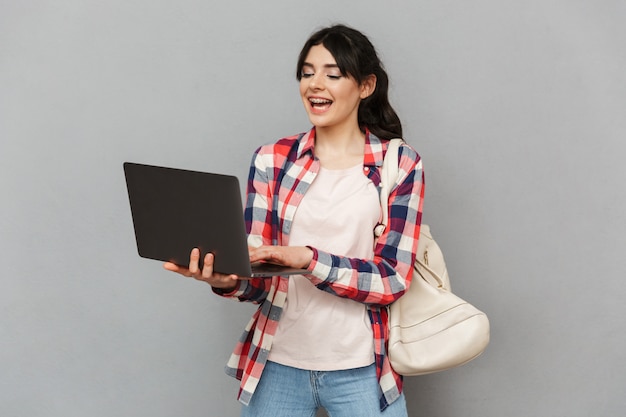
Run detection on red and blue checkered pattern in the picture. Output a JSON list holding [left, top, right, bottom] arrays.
[[218, 128, 424, 411]]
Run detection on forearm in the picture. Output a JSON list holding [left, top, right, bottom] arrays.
[[304, 147, 424, 306], [304, 245, 414, 306]]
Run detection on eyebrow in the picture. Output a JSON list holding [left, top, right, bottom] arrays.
[[302, 62, 340, 70]]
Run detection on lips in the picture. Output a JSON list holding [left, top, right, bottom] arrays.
[[308, 97, 333, 113]]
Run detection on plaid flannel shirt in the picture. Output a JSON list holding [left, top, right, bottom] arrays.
[[218, 128, 424, 411]]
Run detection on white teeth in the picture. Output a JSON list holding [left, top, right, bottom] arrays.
[[309, 98, 332, 104]]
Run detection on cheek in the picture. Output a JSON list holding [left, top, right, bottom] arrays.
[[335, 82, 361, 101], [335, 88, 361, 108], [299, 80, 308, 97]]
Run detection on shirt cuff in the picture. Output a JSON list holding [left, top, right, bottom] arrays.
[[305, 246, 333, 285]]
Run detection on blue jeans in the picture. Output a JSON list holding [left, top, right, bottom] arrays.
[[240, 361, 407, 417]]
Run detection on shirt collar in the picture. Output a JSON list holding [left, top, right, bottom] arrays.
[[296, 128, 316, 159], [364, 130, 385, 168]]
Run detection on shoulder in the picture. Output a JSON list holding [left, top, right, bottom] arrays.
[[386, 139, 424, 195], [398, 141, 422, 166], [384, 138, 422, 169], [390, 140, 424, 190], [249, 130, 313, 179], [253, 131, 311, 161], [254, 134, 300, 156]]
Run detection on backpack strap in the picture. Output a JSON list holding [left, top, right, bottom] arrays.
[[375, 138, 404, 238]]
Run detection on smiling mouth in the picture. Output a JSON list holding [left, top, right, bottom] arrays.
[[309, 98, 333, 111]]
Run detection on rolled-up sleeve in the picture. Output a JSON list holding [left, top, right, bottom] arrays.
[[305, 143, 424, 306]]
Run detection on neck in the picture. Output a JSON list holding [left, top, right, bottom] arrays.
[[315, 124, 365, 153], [313, 124, 366, 169]]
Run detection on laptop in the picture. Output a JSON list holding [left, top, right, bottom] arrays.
[[123, 162, 310, 278]]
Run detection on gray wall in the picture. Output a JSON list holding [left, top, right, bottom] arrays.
[[2, 1, 625, 416]]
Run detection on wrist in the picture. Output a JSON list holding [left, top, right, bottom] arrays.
[[304, 246, 317, 268], [212, 282, 239, 295]]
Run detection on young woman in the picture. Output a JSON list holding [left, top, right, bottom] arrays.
[[165, 24, 424, 417]]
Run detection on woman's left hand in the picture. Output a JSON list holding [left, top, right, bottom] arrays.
[[248, 245, 313, 270]]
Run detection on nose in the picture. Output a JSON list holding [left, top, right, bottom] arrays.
[[308, 73, 324, 91]]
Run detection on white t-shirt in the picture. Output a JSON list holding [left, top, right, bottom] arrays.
[[267, 163, 381, 370]]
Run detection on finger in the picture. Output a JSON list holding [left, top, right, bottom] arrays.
[[248, 245, 265, 260], [217, 274, 242, 289], [163, 262, 178, 272], [201, 253, 214, 279], [248, 246, 271, 263], [258, 247, 283, 264], [188, 248, 200, 275], [163, 262, 190, 275]]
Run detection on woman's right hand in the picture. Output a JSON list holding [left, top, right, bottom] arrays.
[[163, 248, 240, 292]]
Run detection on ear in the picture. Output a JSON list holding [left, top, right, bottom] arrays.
[[360, 74, 377, 99]]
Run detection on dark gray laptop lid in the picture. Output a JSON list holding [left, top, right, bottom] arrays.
[[123, 162, 309, 277], [124, 162, 253, 276]]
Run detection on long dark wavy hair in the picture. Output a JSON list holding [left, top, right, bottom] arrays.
[[296, 24, 402, 140]]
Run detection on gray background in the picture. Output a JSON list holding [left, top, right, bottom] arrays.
[[2, 1, 625, 416]]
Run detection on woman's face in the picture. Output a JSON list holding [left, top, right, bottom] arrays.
[[299, 44, 374, 132]]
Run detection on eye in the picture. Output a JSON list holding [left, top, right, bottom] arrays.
[[301, 72, 314, 78], [327, 74, 342, 80]]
